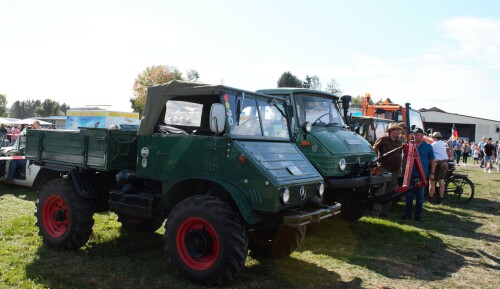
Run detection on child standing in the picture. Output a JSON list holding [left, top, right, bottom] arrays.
[[473, 144, 480, 165]]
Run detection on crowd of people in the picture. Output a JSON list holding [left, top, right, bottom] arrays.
[[447, 136, 500, 173], [371, 123, 500, 222]]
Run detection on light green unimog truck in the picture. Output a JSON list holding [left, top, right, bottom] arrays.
[[257, 88, 392, 221], [26, 81, 340, 286]]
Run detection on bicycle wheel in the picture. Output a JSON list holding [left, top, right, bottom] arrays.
[[444, 175, 474, 204]]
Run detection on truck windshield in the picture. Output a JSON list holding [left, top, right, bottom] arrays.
[[227, 94, 289, 139], [409, 109, 424, 130], [296, 95, 345, 127]]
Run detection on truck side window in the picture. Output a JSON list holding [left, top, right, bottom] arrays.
[[165, 101, 203, 127], [258, 101, 289, 138], [231, 99, 261, 136]]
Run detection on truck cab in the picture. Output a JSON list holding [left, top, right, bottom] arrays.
[[26, 81, 340, 286], [351, 115, 393, 145], [361, 93, 425, 131], [257, 88, 392, 221]]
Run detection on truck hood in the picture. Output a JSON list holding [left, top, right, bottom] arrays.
[[237, 141, 323, 184], [310, 128, 374, 156]]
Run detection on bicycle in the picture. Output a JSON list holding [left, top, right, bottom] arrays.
[[436, 161, 475, 204]]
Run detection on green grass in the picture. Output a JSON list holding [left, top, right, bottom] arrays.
[[0, 164, 499, 289]]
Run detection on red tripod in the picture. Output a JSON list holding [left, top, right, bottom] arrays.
[[395, 140, 427, 193]]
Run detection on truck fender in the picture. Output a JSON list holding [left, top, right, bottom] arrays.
[[210, 179, 263, 225], [159, 178, 263, 225], [32, 167, 62, 190]]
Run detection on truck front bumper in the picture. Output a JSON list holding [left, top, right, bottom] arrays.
[[282, 202, 341, 227], [326, 172, 392, 190]]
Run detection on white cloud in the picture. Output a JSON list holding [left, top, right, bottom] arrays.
[[441, 17, 500, 68]]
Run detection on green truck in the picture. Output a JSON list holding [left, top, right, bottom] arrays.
[[257, 88, 392, 221], [26, 81, 340, 286]]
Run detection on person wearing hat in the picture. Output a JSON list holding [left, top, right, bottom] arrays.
[[429, 131, 448, 204], [402, 127, 435, 222], [371, 122, 403, 218], [397, 122, 407, 143]]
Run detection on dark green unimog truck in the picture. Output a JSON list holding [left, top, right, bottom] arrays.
[[26, 81, 340, 286], [257, 88, 392, 221]]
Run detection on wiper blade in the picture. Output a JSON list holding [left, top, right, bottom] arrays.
[[268, 99, 286, 118], [326, 122, 340, 127]]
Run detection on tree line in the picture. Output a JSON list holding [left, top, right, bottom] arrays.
[[1, 65, 359, 119], [0, 94, 70, 119]]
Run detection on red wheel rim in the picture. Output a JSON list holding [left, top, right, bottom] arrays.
[[176, 217, 219, 270], [42, 195, 69, 238]]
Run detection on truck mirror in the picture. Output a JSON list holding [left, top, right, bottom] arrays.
[[210, 103, 226, 133], [340, 95, 352, 109]]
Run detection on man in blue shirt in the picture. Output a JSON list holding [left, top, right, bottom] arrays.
[[403, 128, 436, 222]]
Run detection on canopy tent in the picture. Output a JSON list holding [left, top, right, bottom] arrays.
[[12, 118, 53, 126], [0, 117, 21, 125]]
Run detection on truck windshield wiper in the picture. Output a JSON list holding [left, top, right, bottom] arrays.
[[268, 99, 287, 119], [326, 122, 340, 127]]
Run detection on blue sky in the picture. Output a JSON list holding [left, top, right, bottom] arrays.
[[1, 0, 499, 121]]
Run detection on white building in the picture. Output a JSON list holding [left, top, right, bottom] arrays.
[[420, 107, 500, 143]]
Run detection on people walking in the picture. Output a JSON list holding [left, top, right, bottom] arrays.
[[483, 138, 495, 174], [478, 137, 487, 168], [472, 144, 480, 165], [454, 139, 463, 164], [462, 141, 471, 165]]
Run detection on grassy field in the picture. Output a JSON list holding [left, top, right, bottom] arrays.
[[0, 164, 498, 289]]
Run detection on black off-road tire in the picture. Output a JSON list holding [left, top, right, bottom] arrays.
[[249, 225, 306, 258], [35, 178, 94, 250], [117, 214, 164, 233], [165, 195, 248, 286]]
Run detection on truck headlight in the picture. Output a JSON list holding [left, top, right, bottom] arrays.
[[280, 188, 290, 205], [339, 158, 347, 171], [302, 122, 312, 133], [317, 183, 324, 197]]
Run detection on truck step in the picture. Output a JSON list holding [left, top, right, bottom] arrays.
[[108, 190, 161, 218]]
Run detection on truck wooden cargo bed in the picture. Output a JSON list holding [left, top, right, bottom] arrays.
[[25, 128, 138, 171]]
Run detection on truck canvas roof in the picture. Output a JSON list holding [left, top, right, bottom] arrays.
[[139, 80, 279, 136]]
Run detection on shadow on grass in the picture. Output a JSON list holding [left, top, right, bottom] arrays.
[[445, 197, 500, 216], [0, 182, 37, 201], [424, 209, 500, 243], [303, 213, 466, 281], [25, 229, 366, 289]]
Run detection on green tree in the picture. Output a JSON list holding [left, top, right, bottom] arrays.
[[350, 95, 363, 108], [9, 100, 41, 118], [186, 69, 200, 83], [0, 94, 8, 117], [9, 101, 23, 118], [325, 79, 343, 95], [277, 71, 303, 88], [131, 65, 183, 116], [303, 75, 321, 90], [60, 103, 70, 115], [36, 99, 61, 117]]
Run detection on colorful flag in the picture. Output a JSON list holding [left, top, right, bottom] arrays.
[[452, 124, 458, 140]]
